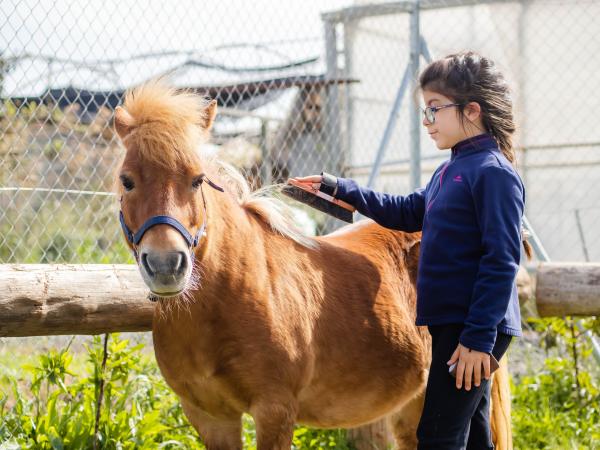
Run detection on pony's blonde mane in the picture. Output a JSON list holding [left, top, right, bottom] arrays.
[[122, 80, 211, 170], [121, 80, 318, 250], [207, 159, 319, 250]]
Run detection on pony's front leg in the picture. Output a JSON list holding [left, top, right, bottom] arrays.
[[182, 401, 242, 450], [251, 399, 298, 450]]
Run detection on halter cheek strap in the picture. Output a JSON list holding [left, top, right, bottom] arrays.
[[119, 174, 223, 260]]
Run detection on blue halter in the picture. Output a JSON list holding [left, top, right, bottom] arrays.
[[119, 174, 224, 261]]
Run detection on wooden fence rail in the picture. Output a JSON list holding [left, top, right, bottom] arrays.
[[535, 262, 600, 317], [2, 262, 599, 336], [0, 264, 153, 337]]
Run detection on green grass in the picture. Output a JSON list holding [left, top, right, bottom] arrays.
[[0, 334, 353, 449], [510, 317, 600, 450], [3, 325, 600, 449]]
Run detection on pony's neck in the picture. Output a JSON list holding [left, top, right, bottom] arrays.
[[194, 178, 265, 291]]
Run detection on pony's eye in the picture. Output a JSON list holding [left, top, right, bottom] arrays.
[[120, 175, 135, 191], [192, 176, 204, 190]]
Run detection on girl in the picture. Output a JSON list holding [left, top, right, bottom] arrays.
[[292, 51, 529, 449]]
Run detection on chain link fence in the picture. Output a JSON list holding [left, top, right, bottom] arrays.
[[1, 0, 599, 265]]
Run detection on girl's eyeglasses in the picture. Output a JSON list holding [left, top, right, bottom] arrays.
[[421, 103, 462, 124]]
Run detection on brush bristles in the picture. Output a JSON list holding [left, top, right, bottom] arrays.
[[281, 185, 354, 223]]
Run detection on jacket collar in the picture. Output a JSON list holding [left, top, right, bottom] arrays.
[[451, 133, 497, 160]]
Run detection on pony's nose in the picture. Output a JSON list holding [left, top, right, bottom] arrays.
[[141, 251, 188, 278]]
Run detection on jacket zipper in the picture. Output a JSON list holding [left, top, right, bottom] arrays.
[[426, 161, 452, 212]]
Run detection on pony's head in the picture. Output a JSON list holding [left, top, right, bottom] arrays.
[[114, 80, 219, 299]]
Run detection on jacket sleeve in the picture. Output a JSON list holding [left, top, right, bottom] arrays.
[[335, 178, 426, 232], [459, 165, 524, 354]]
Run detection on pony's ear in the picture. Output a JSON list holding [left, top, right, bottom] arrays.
[[114, 106, 135, 139], [200, 99, 217, 131]]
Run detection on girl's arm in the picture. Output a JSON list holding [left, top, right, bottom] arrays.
[[292, 164, 447, 232], [459, 164, 524, 354], [334, 178, 426, 232]]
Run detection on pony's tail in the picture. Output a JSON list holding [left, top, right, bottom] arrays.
[[490, 356, 513, 450], [522, 224, 534, 260], [522, 238, 533, 260]]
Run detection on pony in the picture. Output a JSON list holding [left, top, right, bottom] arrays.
[[114, 80, 512, 449]]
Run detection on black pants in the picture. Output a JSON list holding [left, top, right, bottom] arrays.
[[416, 324, 513, 450]]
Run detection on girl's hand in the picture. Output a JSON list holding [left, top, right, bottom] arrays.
[[288, 175, 322, 191], [447, 343, 491, 391]]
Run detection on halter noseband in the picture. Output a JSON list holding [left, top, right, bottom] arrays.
[[119, 174, 224, 261]]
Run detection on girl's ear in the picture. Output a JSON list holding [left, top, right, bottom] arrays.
[[464, 101, 482, 122]]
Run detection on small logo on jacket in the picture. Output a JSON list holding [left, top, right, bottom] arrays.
[[453, 175, 463, 182]]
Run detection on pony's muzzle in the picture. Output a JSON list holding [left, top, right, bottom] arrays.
[[140, 250, 189, 294]]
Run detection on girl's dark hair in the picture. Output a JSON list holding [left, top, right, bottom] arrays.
[[419, 51, 516, 164]]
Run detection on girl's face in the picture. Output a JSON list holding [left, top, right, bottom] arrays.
[[421, 90, 484, 150]]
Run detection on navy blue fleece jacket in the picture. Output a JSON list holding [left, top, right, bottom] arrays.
[[335, 133, 524, 353]]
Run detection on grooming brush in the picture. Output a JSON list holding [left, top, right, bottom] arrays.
[[282, 178, 355, 223]]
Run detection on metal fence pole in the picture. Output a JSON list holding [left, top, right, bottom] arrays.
[[322, 18, 345, 231], [343, 20, 357, 180], [324, 19, 341, 175], [408, 0, 422, 190], [366, 66, 410, 189], [259, 119, 271, 187]]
